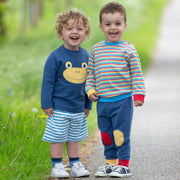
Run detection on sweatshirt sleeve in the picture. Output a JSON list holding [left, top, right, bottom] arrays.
[[128, 46, 146, 101], [85, 93, 92, 110], [41, 53, 58, 109], [85, 48, 98, 97]]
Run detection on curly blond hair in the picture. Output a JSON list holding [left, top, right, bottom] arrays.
[[55, 9, 91, 38]]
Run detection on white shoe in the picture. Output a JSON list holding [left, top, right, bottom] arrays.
[[51, 163, 70, 178], [71, 162, 90, 177]]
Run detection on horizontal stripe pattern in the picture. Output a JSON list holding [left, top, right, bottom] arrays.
[[42, 110, 88, 143], [85, 40, 146, 98]]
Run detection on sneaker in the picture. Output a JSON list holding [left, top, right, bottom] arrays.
[[94, 164, 114, 177], [71, 162, 90, 177], [109, 165, 132, 177], [51, 163, 70, 178]]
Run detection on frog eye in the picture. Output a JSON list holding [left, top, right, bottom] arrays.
[[65, 61, 72, 68], [82, 62, 87, 69]]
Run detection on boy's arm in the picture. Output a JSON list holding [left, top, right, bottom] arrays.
[[85, 109, 90, 117], [43, 108, 53, 117], [85, 49, 98, 100], [86, 89, 97, 98], [85, 93, 92, 110], [41, 53, 57, 110], [88, 92, 99, 102], [134, 100, 143, 107], [134, 94, 145, 101], [128, 47, 146, 105], [134, 94, 144, 107]]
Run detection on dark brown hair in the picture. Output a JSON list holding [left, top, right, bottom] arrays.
[[99, 2, 127, 24]]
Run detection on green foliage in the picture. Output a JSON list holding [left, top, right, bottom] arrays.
[[0, 108, 50, 179], [0, 0, 168, 179]]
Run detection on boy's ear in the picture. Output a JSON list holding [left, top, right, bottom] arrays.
[[99, 24, 103, 32], [125, 23, 127, 29]]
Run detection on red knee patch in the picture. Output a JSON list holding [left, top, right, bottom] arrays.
[[101, 132, 112, 146]]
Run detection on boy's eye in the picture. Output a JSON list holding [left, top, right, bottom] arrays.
[[77, 27, 83, 31], [67, 27, 72, 30], [116, 22, 121, 25], [105, 23, 111, 26]]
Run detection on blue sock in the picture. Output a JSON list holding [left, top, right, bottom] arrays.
[[51, 157, 62, 168], [69, 157, 80, 168]]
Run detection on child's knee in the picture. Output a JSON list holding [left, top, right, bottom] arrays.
[[113, 130, 124, 147], [101, 132, 112, 146]]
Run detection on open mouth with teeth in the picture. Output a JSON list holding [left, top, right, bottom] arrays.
[[109, 32, 118, 36], [71, 36, 79, 40]]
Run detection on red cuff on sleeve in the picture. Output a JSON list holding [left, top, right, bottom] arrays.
[[133, 94, 145, 103]]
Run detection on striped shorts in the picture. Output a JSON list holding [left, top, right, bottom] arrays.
[[42, 109, 88, 143]]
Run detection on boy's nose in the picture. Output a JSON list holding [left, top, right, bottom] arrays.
[[72, 28, 78, 33], [110, 24, 116, 29]]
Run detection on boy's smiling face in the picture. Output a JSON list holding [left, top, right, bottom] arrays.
[[60, 19, 86, 50], [99, 12, 127, 43]]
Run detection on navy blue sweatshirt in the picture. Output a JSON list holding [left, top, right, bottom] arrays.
[[41, 45, 92, 113]]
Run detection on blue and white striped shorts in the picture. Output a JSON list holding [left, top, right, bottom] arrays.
[[42, 110, 88, 143]]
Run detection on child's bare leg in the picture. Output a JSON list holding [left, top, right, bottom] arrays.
[[66, 142, 79, 157], [66, 142, 80, 167], [50, 143, 64, 158]]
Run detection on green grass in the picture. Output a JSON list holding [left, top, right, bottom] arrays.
[[0, 0, 168, 179], [0, 109, 50, 179]]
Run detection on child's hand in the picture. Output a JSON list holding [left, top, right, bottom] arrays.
[[85, 109, 90, 117], [43, 108, 53, 117], [89, 93, 99, 102], [134, 100, 144, 107]]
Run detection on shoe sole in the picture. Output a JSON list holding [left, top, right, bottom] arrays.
[[51, 176, 69, 178], [71, 173, 90, 177], [94, 173, 109, 177], [51, 174, 70, 178], [109, 172, 132, 177], [95, 175, 109, 177]]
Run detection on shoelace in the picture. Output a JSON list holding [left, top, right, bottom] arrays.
[[97, 164, 113, 172], [56, 164, 66, 171], [74, 162, 85, 170], [112, 166, 129, 173]]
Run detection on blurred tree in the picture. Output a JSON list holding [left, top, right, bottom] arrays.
[[65, 0, 72, 9], [54, 0, 73, 14], [28, 0, 43, 27], [54, 0, 61, 13], [20, 0, 27, 34], [0, 0, 7, 42]]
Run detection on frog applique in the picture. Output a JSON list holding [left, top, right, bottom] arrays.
[[63, 61, 88, 84]]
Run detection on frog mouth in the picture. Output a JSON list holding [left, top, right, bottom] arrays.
[[64, 74, 87, 84], [66, 75, 86, 80]]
